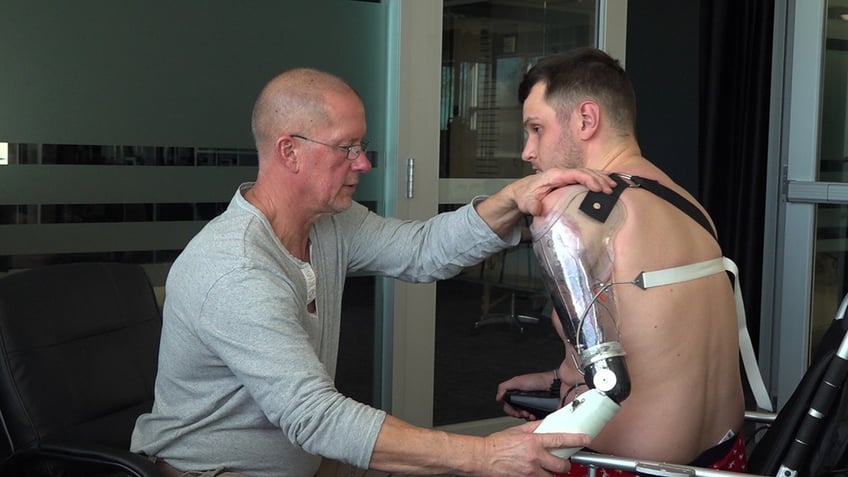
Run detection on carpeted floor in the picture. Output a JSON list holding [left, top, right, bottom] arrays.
[[432, 279, 562, 425], [336, 277, 563, 427]]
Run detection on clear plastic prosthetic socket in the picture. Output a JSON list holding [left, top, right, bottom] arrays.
[[531, 184, 632, 404], [530, 184, 632, 456]]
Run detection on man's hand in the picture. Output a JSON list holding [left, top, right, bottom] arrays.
[[495, 371, 553, 421], [509, 167, 615, 216], [369, 415, 589, 476], [477, 168, 615, 239], [475, 421, 590, 476]]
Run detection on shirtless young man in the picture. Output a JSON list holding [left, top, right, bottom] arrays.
[[495, 47, 747, 473]]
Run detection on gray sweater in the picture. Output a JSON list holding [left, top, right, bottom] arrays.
[[131, 183, 517, 477]]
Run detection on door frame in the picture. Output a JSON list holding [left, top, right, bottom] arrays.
[[761, 0, 833, 408]]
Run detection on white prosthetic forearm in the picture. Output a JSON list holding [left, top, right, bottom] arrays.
[[534, 388, 620, 457]]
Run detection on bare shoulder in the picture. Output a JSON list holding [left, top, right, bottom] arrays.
[[613, 161, 709, 220], [609, 163, 718, 264]]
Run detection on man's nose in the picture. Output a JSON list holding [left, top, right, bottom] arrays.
[[352, 153, 372, 172], [520, 141, 535, 162]]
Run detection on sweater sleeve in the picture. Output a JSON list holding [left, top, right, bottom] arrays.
[[337, 200, 521, 282]]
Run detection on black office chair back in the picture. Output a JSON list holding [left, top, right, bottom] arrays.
[[748, 297, 848, 476], [0, 263, 161, 462]]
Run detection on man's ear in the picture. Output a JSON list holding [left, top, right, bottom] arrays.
[[576, 100, 601, 139], [277, 136, 300, 172]]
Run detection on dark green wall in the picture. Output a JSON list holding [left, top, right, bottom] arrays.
[[0, 0, 389, 149]]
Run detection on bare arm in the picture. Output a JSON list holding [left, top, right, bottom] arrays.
[[496, 311, 586, 420], [475, 168, 615, 239], [368, 415, 590, 476]]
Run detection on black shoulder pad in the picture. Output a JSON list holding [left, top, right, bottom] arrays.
[[578, 173, 629, 223]]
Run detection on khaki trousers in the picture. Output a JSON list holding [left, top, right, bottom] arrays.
[[149, 456, 247, 477], [152, 456, 408, 477], [315, 459, 395, 477]]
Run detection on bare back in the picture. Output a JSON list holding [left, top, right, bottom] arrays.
[[579, 161, 744, 463]]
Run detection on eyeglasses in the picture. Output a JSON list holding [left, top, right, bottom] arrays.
[[291, 134, 369, 161]]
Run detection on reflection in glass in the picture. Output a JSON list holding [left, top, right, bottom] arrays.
[[813, 204, 848, 358], [338, 276, 377, 407], [440, 0, 596, 180], [813, 2, 848, 359]]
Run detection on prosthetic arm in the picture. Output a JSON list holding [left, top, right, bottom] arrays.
[[524, 175, 770, 458], [529, 183, 631, 457], [531, 183, 631, 404]]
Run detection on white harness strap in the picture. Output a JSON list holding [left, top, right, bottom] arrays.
[[635, 257, 774, 411]]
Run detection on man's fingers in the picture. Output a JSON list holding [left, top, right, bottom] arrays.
[[533, 431, 591, 475], [562, 169, 615, 192], [540, 452, 572, 475], [538, 168, 615, 194], [536, 431, 591, 451]]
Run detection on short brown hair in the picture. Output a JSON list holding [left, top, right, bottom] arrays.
[[518, 47, 636, 133]]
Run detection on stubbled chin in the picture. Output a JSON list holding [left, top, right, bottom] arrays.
[[332, 196, 354, 213]]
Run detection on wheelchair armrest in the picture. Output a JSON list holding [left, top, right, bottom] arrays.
[[744, 410, 777, 424], [0, 443, 164, 477], [571, 451, 763, 477]]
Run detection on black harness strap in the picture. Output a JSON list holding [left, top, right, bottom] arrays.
[[579, 173, 718, 241]]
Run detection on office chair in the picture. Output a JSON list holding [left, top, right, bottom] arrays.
[[473, 237, 546, 336], [566, 291, 848, 477], [0, 263, 163, 476]]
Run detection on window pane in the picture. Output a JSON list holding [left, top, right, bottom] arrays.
[[812, 3, 848, 359], [440, 0, 596, 180]]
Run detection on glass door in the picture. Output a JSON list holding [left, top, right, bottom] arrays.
[[431, 0, 625, 432], [763, 0, 848, 407]]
